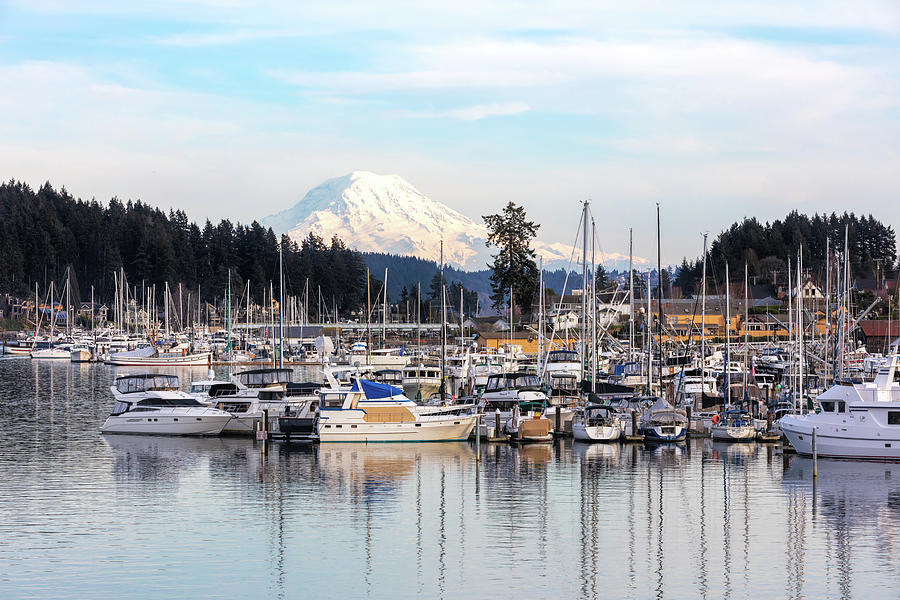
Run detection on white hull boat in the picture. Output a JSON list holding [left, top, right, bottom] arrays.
[[572, 404, 621, 442], [31, 347, 71, 359], [781, 353, 900, 460], [100, 374, 232, 436], [106, 345, 211, 367], [318, 379, 475, 442]]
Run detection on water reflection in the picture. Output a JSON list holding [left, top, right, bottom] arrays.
[[7, 358, 900, 599]]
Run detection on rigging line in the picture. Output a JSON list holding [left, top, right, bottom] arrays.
[[547, 205, 585, 351]]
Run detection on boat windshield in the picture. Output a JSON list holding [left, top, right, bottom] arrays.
[[237, 369, 292, 387], [548, 351, 578, 363], [116, 375, 179, 394], [136, 398, 204, 407]]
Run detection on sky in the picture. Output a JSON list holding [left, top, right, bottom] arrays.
[[1, 1, 899, 267]]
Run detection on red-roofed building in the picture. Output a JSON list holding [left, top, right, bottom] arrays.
[[858, 320, 900, 353]]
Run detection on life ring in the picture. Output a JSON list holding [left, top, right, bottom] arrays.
[[711, 414, 721, 424]]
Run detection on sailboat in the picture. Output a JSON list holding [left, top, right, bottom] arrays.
[[710, 263, 755, 441], [31, 281, 71, 359]]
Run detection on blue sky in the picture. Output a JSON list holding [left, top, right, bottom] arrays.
[[1, 1, 899, 266]]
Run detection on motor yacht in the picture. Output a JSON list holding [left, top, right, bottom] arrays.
[[99, 374, 232, 435], [211, 368, 319, 435], [478, 372, 548, 438], [780, 353, 900, 459], [317, 379, 475, 442]]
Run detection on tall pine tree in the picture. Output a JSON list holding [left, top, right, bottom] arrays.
[[483, 202, 540, 314]]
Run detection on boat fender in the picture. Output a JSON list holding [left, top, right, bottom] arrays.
[[711, 414, 721, 424]]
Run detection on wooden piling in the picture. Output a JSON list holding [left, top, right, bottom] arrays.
[[812, 426, 818, 480]]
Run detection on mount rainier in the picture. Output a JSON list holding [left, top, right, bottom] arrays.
[[261, 171, 645, 271]]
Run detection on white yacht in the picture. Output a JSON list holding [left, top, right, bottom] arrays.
[[100, 374, 232, 435], [542, 349, 582, 381], [780, 353, 900, 459], [211, 368, 318, 435], [317, 379, 476, 442], [572, 403, 621, 442]]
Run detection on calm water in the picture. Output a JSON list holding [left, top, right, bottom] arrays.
[[2, 358, 900, 599]]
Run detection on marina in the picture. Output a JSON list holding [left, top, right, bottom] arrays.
[[3, 358, 900, 599], [3, 2, 900, 597]]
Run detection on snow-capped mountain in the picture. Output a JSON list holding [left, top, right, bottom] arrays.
[[262, 171, 491, 269], [262, 171, 649, 271]]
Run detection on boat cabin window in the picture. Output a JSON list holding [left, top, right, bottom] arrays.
[[548, 351, 578, 363], [116, 375, 179, 394], [510, 374, 541, 389], [837, 401, 846, 413], [485, 376, 505, 392], [237, 369, 291, 387], [190, 384, 210, 393], [259, 391, 284, 402], [136, 397, 203, 407], [820, 401, 835, 412], [889, 412, 900, 425], [320, 393, 346, 409], [111, 401, 130, 415]]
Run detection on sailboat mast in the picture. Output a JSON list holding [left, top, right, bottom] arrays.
[[383, 268, 388, 346], [581, 200, 588, 388], [825, 237, 831, 386], [743, 262, 749, 405], [629, 228, 634, 363], [591, 217, 597, 392], [656, 203, 663, 396], [440, 241, 446, 404], [798, 247, 804, 415], [279, 244, 284, 369], [700, 233, 708, 383], [725, 263, 731, 409]]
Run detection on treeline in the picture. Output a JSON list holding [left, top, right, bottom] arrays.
[[0, 180, 367, 312], [674, 211, 897, 295]]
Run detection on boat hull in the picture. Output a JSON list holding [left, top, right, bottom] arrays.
[[572, 422, 621, 442], [105, 352, 212, 367], [318, 414, 476, 442], [710, 425, 756, 442], [781, 415, 900, 460], [640, 425, 686, 443], [100, 412, 231, 436]]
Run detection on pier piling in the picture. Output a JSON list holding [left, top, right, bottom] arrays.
[[812, 426, 818, 479]]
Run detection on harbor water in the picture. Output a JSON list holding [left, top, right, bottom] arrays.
[[2, 357, 899, 599]]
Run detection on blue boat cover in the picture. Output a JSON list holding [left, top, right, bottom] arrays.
[[350, 379, 403, 400]]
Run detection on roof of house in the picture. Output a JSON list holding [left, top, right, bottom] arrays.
[[859, 320, 900, 337]]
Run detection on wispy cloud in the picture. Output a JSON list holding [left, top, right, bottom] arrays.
[[397, 102, 529, 121], [152, 28, 295, 47]]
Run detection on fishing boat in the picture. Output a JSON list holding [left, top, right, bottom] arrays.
[[780, 353, 900, 459], [317, 379, 475, 442], [99, 374, 232, 435], [572, 403, 622, 442]]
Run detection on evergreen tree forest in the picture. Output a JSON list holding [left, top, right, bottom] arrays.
[[0, 181, 367, 312], [673, 211, 897, 295]]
